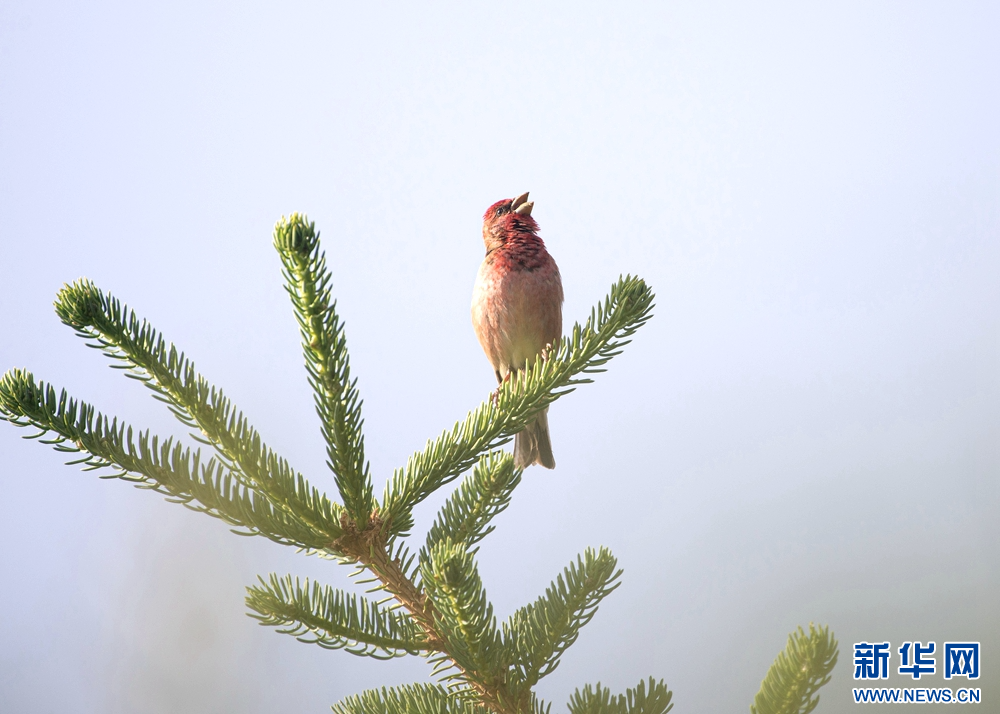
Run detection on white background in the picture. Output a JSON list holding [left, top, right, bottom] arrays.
[[1, 2, 997, 712]]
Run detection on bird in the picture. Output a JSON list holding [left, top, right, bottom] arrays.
[[471, 192, 563, 469]]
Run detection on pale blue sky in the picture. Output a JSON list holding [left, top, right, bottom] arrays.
[[1, 2, 997, 712]]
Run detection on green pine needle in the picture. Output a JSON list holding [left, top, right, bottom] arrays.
[[504, 546, 622, 689], [750, 624, 839, 714], [421, 540, 503, 685], [568, 677, 673, 714], [332, 683, 552, 714], [331, 683, 487, 714], [49, 278, 343, 543], [0, 369, 340, 548], [424, 451, 521, 557], [274, 214, 374, 525], [245, 574, 428, 658]]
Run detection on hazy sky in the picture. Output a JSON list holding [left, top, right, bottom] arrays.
[[1, 2, 997, 712]]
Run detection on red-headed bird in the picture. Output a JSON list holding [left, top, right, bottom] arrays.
[[471, 192, 563, 469]]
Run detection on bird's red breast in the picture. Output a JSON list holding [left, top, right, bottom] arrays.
[[471, 195, 563, 383]]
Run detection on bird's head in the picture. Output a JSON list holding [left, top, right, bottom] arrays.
[[482, 192, 538, 253]]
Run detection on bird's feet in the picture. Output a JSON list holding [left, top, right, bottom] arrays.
[[490, 371, 513, 406]]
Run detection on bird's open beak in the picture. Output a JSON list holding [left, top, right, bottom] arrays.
[[511, 191, 534, 215]]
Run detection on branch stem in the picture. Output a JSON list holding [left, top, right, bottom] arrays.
[[334, 517, 527, 714]]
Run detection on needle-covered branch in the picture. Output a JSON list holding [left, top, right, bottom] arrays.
[[52, 279, 341, 542], [331, 683, 496, 714], [567, 678, 674, 714], [504, 547, 622, 690], [245, 574, 431, 658], [1, 211, 840, 714], [751, 624, 839, 714], [424, 452, 521, 557], [421, 541, 504, 690], [382, 276, 654, 538], [0, 369, 341, 548], [274, 214, 374, 526]]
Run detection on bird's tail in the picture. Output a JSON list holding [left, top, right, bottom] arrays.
[[514, 407, 555, 469]]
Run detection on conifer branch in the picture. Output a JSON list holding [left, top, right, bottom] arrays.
[[421, 541, 504, 690], [504, 547, 622, 689], [382, 276, 654, 538], [424, 452, 521, 556], [273, 214, 374, 526], [51, 279, 342, 545], [0, 369, 340, 548], [750, 624, 838, 714], [332, 683, 552, 714], [1, 212, 841, 714], [331, 683, 495, 714], [567, 678, 673, 714], [245, 574, 431, 658]]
